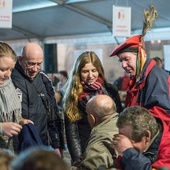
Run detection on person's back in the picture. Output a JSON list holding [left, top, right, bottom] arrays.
[[77, 95, 118, 170], [11, 148, 68, 170], [0, 150, 15, 170]]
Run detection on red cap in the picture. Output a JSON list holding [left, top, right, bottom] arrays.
[[110, 35, 144, 57]]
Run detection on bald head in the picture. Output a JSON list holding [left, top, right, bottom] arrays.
[[86, 95, 117, 118], [21, 43, 43, 60], [86, 95, 117, 128], [19, 43, 44, 79]]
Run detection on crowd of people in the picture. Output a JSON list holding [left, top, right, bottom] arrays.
[[0, 5, 170, 170]]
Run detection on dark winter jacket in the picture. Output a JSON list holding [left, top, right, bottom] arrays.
[[11, 61, 62, 150], [18, 123, 43, 152], [126, 58, 170, 114]]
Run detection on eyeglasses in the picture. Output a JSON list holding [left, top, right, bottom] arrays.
[[24, 60, 42, 69]]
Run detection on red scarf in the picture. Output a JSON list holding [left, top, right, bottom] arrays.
[[78, 77, 106, 110]]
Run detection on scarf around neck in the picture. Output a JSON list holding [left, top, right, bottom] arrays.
[[0, 78, 21, 123], [78, 77, 107, 110]]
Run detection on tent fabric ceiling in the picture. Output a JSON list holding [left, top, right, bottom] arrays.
[[1, 0, 170, 41]]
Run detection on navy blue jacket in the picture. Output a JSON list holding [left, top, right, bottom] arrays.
[[18, 123, 43, 152]]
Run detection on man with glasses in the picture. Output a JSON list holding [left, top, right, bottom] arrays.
[[109, 5, 170, 129], [11, 43, 63, 155]]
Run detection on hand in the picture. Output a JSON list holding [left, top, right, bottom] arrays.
[[1, 122, 22, 137], [119, 91, 127, 102], [72, 159, 82, 167], [19, 119, 34, 125], [55, 92, 61, 103], [111, 134, 133, 156], [54, 148, 61, 157]]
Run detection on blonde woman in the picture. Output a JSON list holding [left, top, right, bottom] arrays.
[[0, 42, 32, 151], [63, 51, 122, 165]]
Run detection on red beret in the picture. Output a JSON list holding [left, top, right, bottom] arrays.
[[110, 35, 144, 57]]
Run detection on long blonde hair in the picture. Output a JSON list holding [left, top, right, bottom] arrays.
[[63, 51, 106, 122]]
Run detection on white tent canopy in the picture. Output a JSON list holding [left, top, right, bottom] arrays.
[[1, 0, 170, 43]]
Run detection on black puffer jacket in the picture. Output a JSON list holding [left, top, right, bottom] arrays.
[[11, 61, 62, 150], [65, 82, 122, 162]]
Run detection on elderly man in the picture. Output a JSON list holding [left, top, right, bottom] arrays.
[[75, 94, 118, 170], [109, 6, 170, 127], [11, 43, 63, 155], [111, 106, 170, 169], [110, 35, 170, 117]]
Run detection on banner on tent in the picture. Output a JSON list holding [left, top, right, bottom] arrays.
[[0, 0, 12, 28], [112, 6, 131, 37]]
